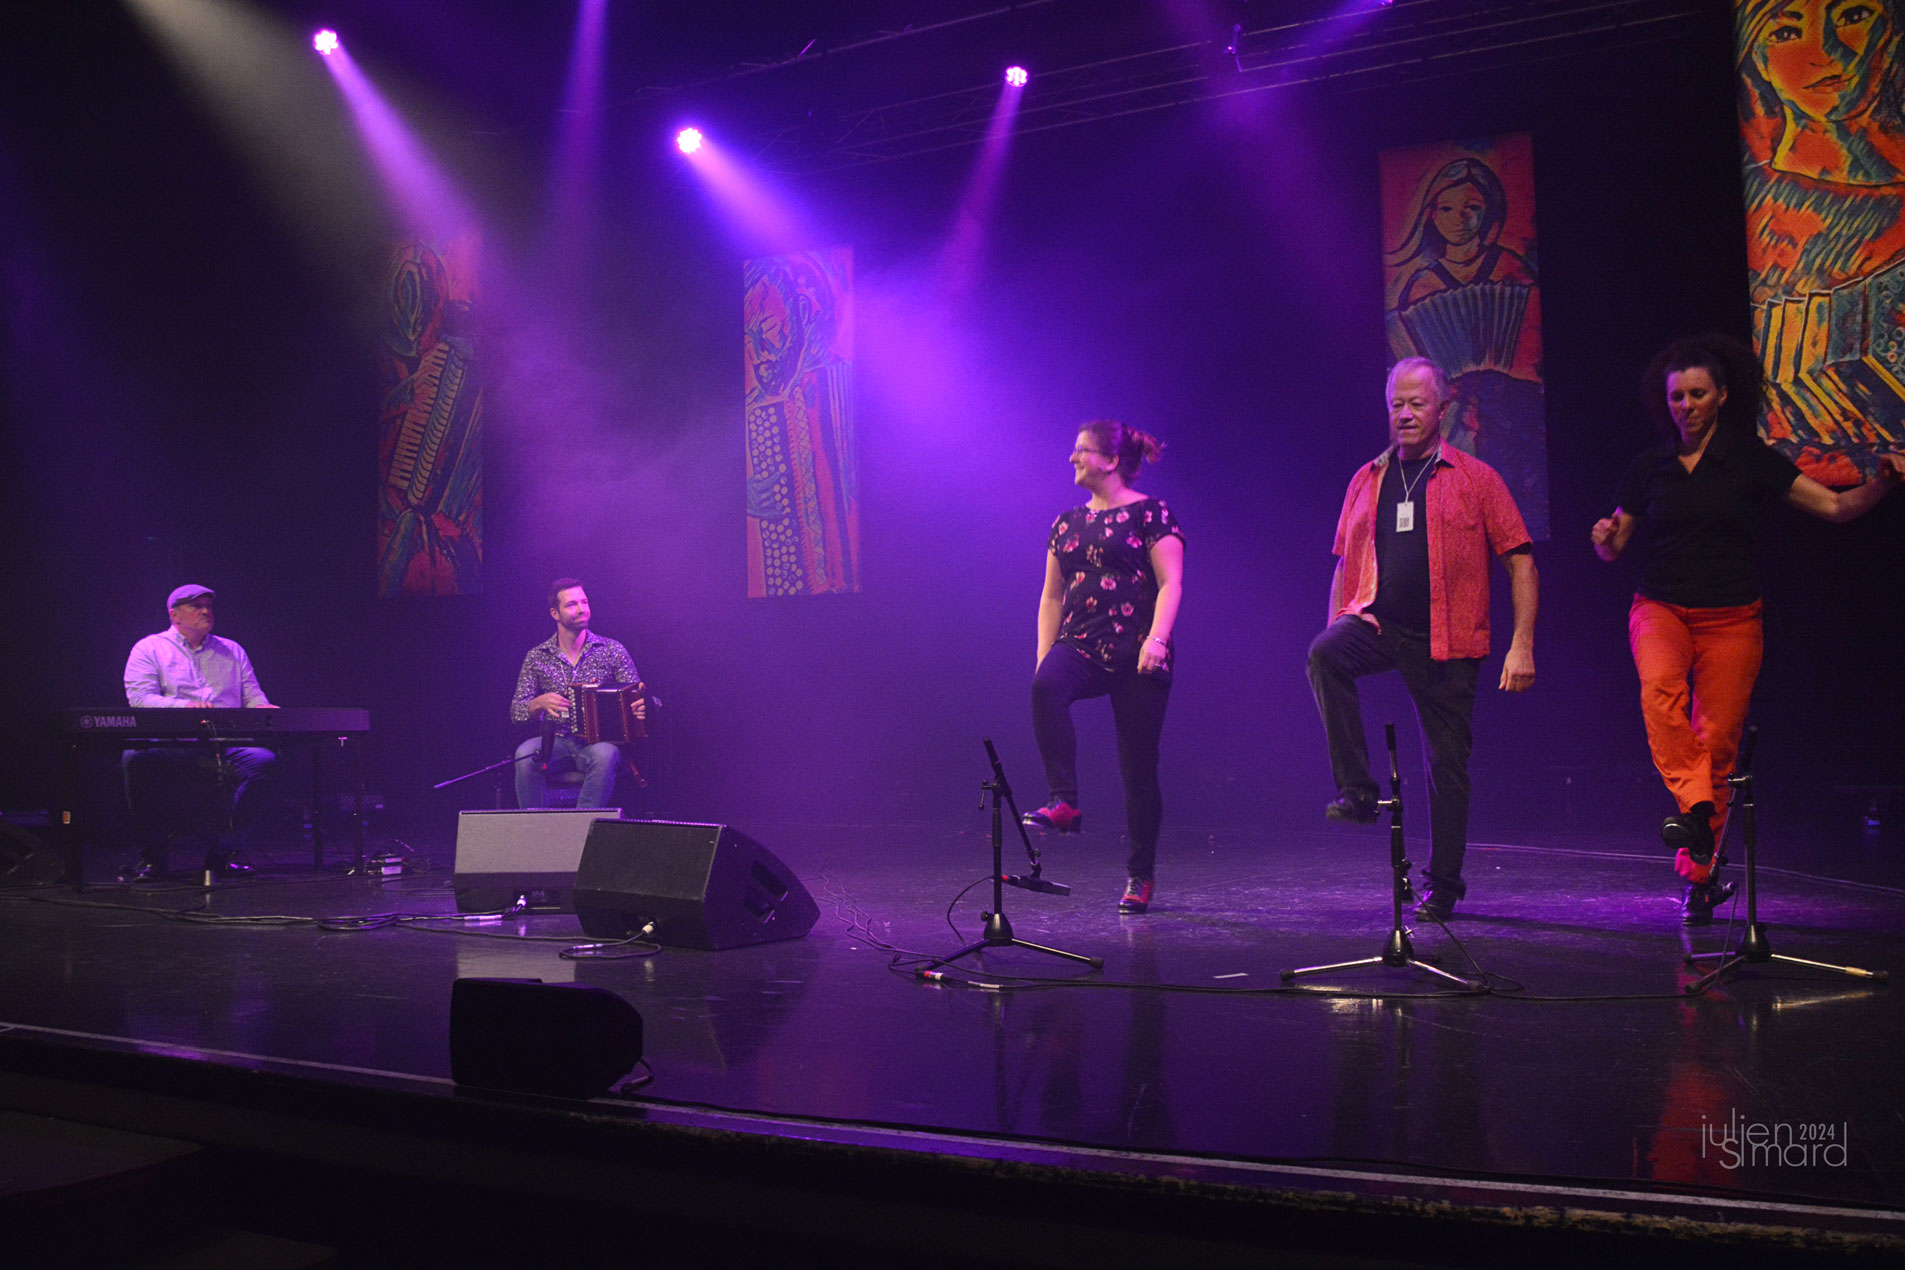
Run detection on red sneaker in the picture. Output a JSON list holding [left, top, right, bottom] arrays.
[[1022, 801, 1082, 834], [1119, 876, 1153, 914]]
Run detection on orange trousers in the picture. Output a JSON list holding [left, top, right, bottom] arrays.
[[1628, 595, 1763, 841]]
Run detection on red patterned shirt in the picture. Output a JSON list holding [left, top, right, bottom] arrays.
[[1331, 445, 1529, 661]]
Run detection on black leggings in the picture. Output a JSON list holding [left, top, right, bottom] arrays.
[[1030, 642, 1171, 879]]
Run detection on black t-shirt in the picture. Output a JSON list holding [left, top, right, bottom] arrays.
[[1370, 453, 1436, 636], [1612, 435, 1800, 607]]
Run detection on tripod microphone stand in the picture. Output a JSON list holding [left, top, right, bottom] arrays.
[[918, 739, 1102, 977], [1284, 722, 1479, 989], [1685, 726, 1888, 993]]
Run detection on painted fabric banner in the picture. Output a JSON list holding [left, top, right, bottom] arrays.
[[1380, 133, 1550, 539], [744, 247, 859, 597], [1736, 1, 1905, 482], [377, 234, 483, 597]]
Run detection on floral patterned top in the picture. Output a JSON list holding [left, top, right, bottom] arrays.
[[1048, 497, 1183, 675]]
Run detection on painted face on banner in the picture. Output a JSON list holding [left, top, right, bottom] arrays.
[[1754, 0, 1895, 122], [1431, 182, 1488, 249]]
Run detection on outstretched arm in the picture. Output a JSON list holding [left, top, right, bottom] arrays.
[[1783, 454, 1905, 524], [1498, 548, 1537, 692]]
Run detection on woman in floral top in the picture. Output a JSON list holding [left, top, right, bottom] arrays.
[[1026, 419, 1184, 913]]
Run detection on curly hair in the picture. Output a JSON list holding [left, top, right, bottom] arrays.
[[1640, 335, 1764, 450]]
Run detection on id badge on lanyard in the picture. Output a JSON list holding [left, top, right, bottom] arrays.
[[1395, 501, 1415, 533]]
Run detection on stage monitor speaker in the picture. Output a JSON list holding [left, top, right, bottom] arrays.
[[449, 978, 642, 1099], [453, 807, 621, 913], [575, 819, 818, 950]]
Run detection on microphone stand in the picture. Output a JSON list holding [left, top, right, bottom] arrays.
[[432, 719, 554, 797], [1283, 722, 1479, 989], [1684, 726, 1888, 993], [918, 739, 1102, 977]]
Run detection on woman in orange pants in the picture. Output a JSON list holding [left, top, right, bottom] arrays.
[[1592, 335, 1903, 922]]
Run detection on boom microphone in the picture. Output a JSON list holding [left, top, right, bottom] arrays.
[[1001, 873, 1071, 897]]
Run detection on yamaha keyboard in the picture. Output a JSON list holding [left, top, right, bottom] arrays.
[[55, 706, 372, 887], [59, 707, 370, 739]]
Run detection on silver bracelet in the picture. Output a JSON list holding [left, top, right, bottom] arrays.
[[1144, 635, 1168, 647]]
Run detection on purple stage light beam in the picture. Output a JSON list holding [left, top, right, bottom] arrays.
[[936, 78, 1025, 298], [320, 45, 475, 238], [545, 0, 608, 259], [676, 131, 816, 253]]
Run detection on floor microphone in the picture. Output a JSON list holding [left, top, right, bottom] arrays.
[[1001, 873, 1070, 897]]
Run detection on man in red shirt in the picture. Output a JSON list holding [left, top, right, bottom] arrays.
[[1306, 358, 1538, 921]]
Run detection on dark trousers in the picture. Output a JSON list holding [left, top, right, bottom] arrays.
[[122, 746, 278, 863], [1306, 616, 1479, 900], [1030, 642, 1171, 879]]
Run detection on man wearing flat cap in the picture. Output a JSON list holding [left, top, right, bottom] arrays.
[[120, 584, 278, 879]]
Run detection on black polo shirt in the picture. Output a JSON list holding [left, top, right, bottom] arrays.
[[1612, 435, 1800, 608]]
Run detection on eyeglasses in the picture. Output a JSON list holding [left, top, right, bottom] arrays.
[[1071, 446, 1111, 459]]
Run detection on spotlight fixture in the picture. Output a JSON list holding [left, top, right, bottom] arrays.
[[676, 127, 704, 155], [312, 29, 340, 56], [1003, 65, 1028, 88]]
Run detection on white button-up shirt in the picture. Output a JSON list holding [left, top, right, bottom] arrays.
[[124, 628, 272, 708]]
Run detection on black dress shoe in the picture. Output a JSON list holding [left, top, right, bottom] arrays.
[[1325, 791, 1380, 824], [203, 852, 254, 877], [119, 858, 163, 883], [1662, 800, 1716, 865], [1414, 892, 1455, 923], [1682, 878, 1737, 925]]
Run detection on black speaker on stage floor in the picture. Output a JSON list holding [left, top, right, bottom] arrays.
[[574, 819, 818, 949], [449, 978, 643, 1099]]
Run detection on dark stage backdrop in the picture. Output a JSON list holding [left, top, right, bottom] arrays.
[[2, 2, 1898, 859]]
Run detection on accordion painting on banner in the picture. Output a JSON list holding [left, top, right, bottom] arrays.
[[744, 247, 859, 597], [376, 234, 483, 597], [1380, 133, 1550, 540], [1736, 0, 1905, 484]]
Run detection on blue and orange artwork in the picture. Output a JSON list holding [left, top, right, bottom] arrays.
[[377, 234, 483, 597], [1736, 0, 1905, 483], [1380, 133, 1549, 539], [744, 247, 858, 598]]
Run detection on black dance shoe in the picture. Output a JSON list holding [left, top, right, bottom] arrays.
[[1662, 800, 1717, 866], [1681, 878, 1738, 926], [1325, 791, 1380, 824], [1413, 891, 1455, 923]]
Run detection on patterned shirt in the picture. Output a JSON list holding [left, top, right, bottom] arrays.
[[510, 631, 642, 731], [124, 629, 271, 708], [1048, 497, 1183, 674], [1332, 444, 1530, 661]]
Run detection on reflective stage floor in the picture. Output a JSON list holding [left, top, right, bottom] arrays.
[[3, 808, 1903, 1262]]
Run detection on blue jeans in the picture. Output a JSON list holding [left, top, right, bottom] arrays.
[[514, 734, 621, 808], [122, 745, 278, 862]]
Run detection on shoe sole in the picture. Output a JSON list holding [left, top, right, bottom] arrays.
[[1662, 819, 1714, 863]]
